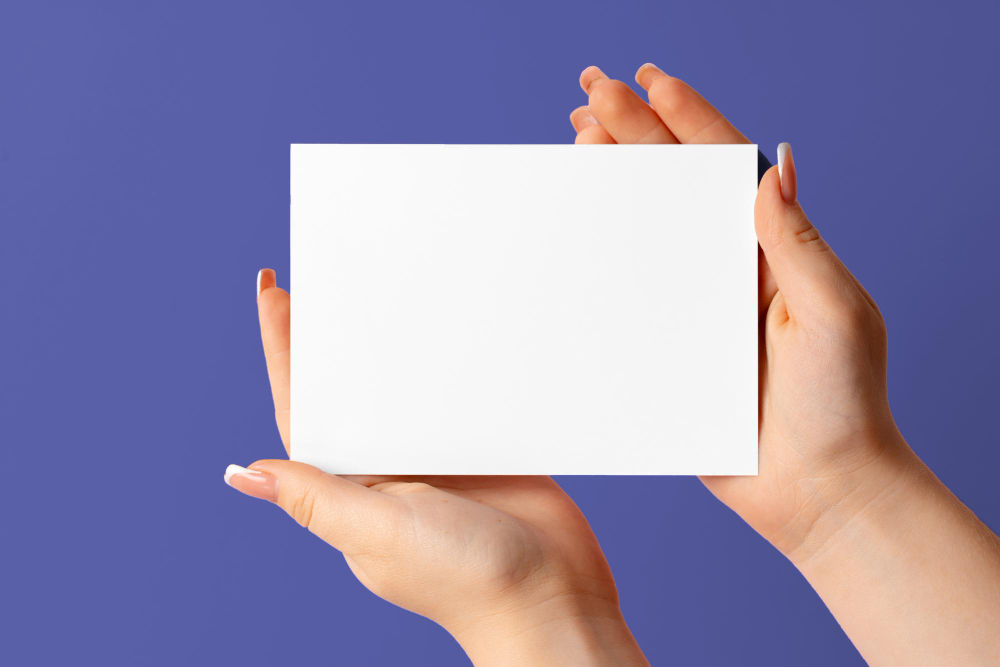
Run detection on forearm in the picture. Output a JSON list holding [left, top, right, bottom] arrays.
[[787, 437, 1000, 665]]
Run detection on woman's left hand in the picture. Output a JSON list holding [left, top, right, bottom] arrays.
[[224, 269, 648, 667]]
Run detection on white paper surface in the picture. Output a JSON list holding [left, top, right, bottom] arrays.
[[291, 144, 758, 475]]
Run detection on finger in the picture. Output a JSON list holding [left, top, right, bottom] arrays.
[[635, 63, 749, 145], [570, 106, 616, 144], [225, 461, 402, 554], [257, 269, 290, 453], [569, 105, 598, 132], [579, 66, 678, 144], [575, 124, 616, 144], [755, 144, 864, 321], [342, 474, 531, 492]]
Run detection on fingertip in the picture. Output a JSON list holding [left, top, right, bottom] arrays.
[[257, 284, 291, 318], [635, 62, 666, 90], [759, 164, 781, 196], [579, 65, 608, 94], [574, 124, 616, 144], [569, 106, 597, 132]]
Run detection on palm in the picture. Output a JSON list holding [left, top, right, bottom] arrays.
[[701, 232, 890, 554], [340, 475, 615, 619]]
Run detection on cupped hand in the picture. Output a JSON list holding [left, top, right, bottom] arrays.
[[571, 64, 917, 560], [225, 270, 647, 666]]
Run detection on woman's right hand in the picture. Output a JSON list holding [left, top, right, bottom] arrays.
[[572, 62, 901, 554], [572, 63, 1000, 666]]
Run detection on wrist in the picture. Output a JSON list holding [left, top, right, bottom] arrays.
[[448, 593, 648, 667], [781, 435, 1000, 665], [780, 429, 925, 568]]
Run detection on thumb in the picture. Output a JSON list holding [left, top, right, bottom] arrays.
[[224, 460, 399, 553], [755, 143, 859, 320]]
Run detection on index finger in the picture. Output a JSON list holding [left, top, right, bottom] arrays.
[[257, 268, 291, 453]]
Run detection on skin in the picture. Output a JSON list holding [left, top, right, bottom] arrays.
[[573, 63, 1000, 665], [247, 269, 649, 666], [230, 64, 1000, 665]]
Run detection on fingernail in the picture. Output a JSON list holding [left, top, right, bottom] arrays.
[[776, 142, 797, 204], [580, 66, 608, 94], [224, 464, 278, 502], [256, 268, 276, 301], [569, 106, 598, 132], [635, 63, 666, 90]]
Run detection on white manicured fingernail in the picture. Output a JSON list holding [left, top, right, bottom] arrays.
[[225, 464, 259, 485], [777, 142, 790, 186], [224, 464, 278, 502], [776, 142, 797, 203], [256, 270, 263, 300]]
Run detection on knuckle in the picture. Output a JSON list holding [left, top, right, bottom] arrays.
[[793, 223, 828, 251], [289, 485, 318, 529], [792, 219, 819, 243], [772, 208, 829, 254], [784, 208, 826, 250]]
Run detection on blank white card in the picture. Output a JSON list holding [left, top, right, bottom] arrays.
[[291, 144, 758, 475]]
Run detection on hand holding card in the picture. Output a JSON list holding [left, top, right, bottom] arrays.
[[225, 63, 1000, 667]]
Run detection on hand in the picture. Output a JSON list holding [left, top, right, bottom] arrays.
[[571, 61, 905, 556], [573, 63, 1000, 665], [224, 269, 648, 666]]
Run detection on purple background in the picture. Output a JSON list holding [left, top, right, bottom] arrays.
[[3, 1, 998, 664]]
